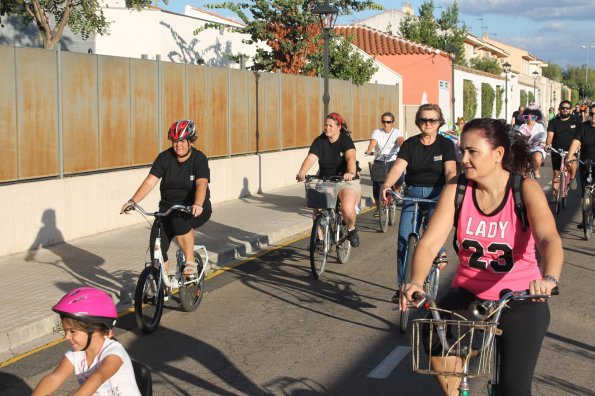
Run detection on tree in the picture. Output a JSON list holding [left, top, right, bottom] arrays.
[[463, 80, 477, 120], [495, 86, 504, 118], [0, 0, 160, 50], [204, 0, 382, 81], [399, 0, 466, 65], [520, 90, 528, 108], [469, 56, 501, 75], [542, 64, 563, 82], [481, 83, 494, 117]]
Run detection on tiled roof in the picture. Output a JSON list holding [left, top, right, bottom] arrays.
[[334, 25, 449, 58]]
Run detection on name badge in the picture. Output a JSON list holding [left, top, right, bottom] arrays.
[[190, 175, 195, 181], [434, 155, 442, 161]]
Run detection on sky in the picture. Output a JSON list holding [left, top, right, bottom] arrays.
[[158, 0, 595, 68]]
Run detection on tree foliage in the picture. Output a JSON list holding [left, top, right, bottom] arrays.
[[398, 0, 466, 65], [542, 64, 563, 82], [495, 86, 504, 118], [204, 0, 382, 82], [481, 83, 495, 117], [520, 90, 527, 108], [0, 0, 161, 49], [528, 91, 535, 105], [463, 80, 477, 120], [469, 56, 501, 75]]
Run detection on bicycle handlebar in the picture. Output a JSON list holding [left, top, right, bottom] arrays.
[[304, 175, 355, 182], [125, 203, 192, 217], [385, 189, 437, 204]]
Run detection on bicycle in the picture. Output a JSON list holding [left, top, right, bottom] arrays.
[[368, 158, 398, 233], [304, 175, 352, 279], [410, 288, 558, 396], [549, 147, 571, 214], [386, 189, 441, 334], [573, 158, 595, 240], [127, 204, 209, 333]]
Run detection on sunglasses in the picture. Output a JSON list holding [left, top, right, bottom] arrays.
[[590, 112, 595, 116], [522, 115, 538, 121], [417, 118, 439, 124], [381, 120, 393, 124], [559, 107, 571, 110]]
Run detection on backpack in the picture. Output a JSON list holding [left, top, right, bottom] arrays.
[[452, 173, 528, 253]]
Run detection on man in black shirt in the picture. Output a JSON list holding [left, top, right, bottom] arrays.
[[511, 105, 525, 127], [546, 100, 580, 195]]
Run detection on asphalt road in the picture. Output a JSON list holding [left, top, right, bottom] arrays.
[[1, 172, 594, 396]]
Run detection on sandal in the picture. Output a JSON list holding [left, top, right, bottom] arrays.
[[182, 262, 198, 276]]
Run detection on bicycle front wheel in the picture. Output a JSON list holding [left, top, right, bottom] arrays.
[[336, 220, 352, 263], [583, 188, 593, 240], [134, 266, 164, 334], [377, 190, 389, 233], [399, 234, 417, 334], [310, 215, 329, 279], [555, 173, 563, 214], [388, 200, 397, 226], [179, 252, 205, 312], [424, 266, 440, 300]]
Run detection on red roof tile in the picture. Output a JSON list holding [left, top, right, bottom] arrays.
[[334, 25, 449, 58]]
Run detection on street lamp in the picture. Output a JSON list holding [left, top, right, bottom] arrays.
[[579, 45, 595, 101], [502, 62, 511, 121], [313, 1, 339, 117], [446, 47, 457, 128], [532, 71, 539, 104]]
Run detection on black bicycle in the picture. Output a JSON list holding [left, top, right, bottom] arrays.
[[304, 175, 352, 279]]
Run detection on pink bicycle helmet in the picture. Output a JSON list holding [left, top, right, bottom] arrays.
[[168, 120, 196, 141], [53, 287, 117, 329]]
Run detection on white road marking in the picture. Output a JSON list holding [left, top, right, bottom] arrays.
[[367, 346, 411, 379]]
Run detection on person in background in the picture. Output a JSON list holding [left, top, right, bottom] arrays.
[[33, 287, 141, 396], [381, 104, 457, 302], [512, 105, 525, 128], [365, 111, 404, 216], [519, 109, 547, 178], [573, 103, 582, 121], [547, 107, 556, 123], [545, 100, 580, 196], [400, 118, 562, 395], [297, 112, 361, 247]]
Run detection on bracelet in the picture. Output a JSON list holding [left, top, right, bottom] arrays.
[[128, 199, 136, 205], [542, 274, 559, 287], [193, 203, 203, 208]]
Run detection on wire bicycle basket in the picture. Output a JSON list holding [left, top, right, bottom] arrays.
[[305, 179, 339, 209], [412, 318, 497, 378], [368, 161, 389, 182]]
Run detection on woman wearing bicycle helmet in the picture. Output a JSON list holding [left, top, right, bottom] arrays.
[[121, 120, 212, 276], [33, 287, 141, 396]]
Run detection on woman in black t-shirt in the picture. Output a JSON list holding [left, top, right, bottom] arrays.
[[297, 112, 361, 247], [381, 104, 457, 301], [568, 104, 595, 195], [121, 120, 212, 276]]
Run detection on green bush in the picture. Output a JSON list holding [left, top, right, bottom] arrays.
[[528, 91, 535, 105], [520, 90, 528, 107], [463, 80, 477, 120], [495, 86, 504, 118], [570, 88, 579, 104], [481, 83, 495, 117]]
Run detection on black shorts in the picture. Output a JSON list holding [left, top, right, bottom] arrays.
[[149, 205, 212, 262], [551, 152, 563, 172]]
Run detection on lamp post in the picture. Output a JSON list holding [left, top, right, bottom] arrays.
[[579, 45, 595, 101], [446, 47, 457, 128], [532, 71, 539, 104], [502, 62, 511, 121], [313, 2, 339, 117]]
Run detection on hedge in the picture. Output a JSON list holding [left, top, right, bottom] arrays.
[[481, 83, 495, 117], [463, 80, 477, 120]]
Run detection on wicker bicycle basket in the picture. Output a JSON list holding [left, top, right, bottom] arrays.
[[368, 161, 389, 182], [305, 179, 339, 209], [411, 318, 498, 378]]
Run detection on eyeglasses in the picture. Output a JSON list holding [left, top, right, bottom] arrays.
[[381, 120, 393, 124], [522, 115, 538, 121], [559, 107, 571, 110], [590, 112, 595, 116], [417, 118, 439, 124]]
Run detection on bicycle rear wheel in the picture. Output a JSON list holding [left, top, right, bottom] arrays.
[[179, 252, 205, 312], [424, 266, 440, 300], [310, 214, 329, 279], [583, 188, 593, 240], [399, 234, 417, 334], [377, 190, 389, 233], [135, 266, 164, 334], [336, 220, 351, 263]]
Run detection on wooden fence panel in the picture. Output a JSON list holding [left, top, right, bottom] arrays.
[[98, 56, 130, 169], [130, 59, 159, 165], [204, 67, 229, 157], [260, 73, 281, 152], [281, 74, 297, 149], [0, 46, 17, 182], [17, 48, 59, 179], [304, 77, 322, 145], [61, 52, 99, 173], [187, 65, 209, 155], [230, 69, 253, 155], [160, 62, 186, 150]]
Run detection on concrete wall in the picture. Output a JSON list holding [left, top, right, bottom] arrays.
[[0, 142, 368, 257]]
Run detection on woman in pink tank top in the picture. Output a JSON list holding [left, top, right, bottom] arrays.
[[399, 118, 563, 395]]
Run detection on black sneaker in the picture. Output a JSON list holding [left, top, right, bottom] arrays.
[[578, 223, 584, 229], [348, 228, 360, 247]]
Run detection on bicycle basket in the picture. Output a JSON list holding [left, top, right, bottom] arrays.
[[305, 179, 339, 209], [368, 161, 389, 182], [411, 318, 497, 378]]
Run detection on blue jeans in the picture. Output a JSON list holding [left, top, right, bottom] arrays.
[[396, 185, 444, 285]]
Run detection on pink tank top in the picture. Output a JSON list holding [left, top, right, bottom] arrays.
[[452, 179, 541, 300]]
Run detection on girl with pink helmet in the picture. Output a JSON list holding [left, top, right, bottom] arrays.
[[32, 287, 141, 396]]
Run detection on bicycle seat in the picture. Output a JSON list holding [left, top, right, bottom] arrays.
[[131, 358, 153, 396]]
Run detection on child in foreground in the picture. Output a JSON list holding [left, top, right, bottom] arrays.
[[33, 287, 141, 396]]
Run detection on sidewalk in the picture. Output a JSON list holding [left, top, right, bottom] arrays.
[[0, 179, 374, 362]]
